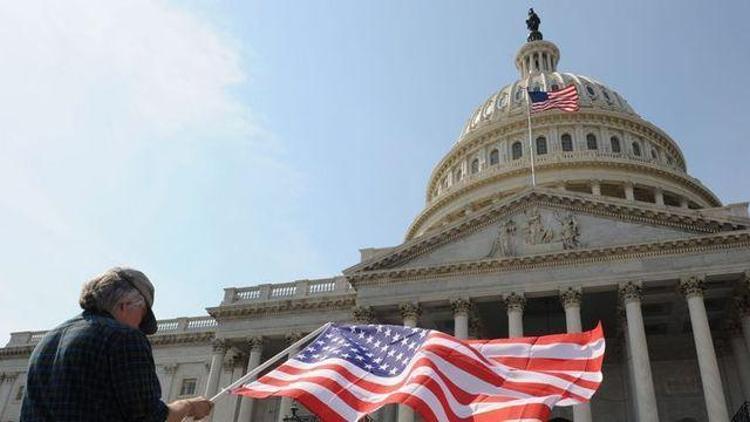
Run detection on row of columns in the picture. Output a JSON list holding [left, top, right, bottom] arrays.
[[619, 275, 750, 422], [581, 179, 689, 209], [201, 272, 750, 422], [204, 337, 265, 422]]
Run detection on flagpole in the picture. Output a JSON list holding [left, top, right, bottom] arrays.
[[524, 79, 537, 187], [183, 322, 332, 421]]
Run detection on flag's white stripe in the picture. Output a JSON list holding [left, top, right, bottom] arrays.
[[472, 337, 605, 359], [426, 337, 601, 395], [421, 346, 598, 399], [258, 356, 563, 413], [244, 380, 358, 421], [248, 363, 560, 420]]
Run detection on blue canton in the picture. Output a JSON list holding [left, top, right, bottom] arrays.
[[294, 324, 430, 377]]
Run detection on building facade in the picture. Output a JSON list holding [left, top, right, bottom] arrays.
[[3, 20, 750, 422]]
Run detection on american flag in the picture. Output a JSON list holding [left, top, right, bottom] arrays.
[[233, 323, 605, 422], [528, 84, 580, 113]]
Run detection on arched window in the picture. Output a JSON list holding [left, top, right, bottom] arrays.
[[471, 158, 479, 174], [561, 133, 573, 152], [512, 142, 523, 160], [632, 142, 641, 156], [536, 136, 548, 155], [550, 83, 559, 91], [454, 167, 463, 182], [489, 149, 500, 165], [441, 176, 449, 189], [586, 133, 598, 150], [610, 136, 621, 153], [651, 149, 658, 160]]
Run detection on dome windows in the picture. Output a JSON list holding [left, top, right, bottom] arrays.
[[489, 149, 500, 165], [536, 136, 548, 155], [561, 133, 573, 152], [586, 133, 598, 150], [586, 85, 596, 97], [632, 142, 642, 157], [512, 142, 523, 160], [471, 158, 479, 174], [497, 93, 508, 108], [454, 167, 463, 182], [610, 136, 621, 153], [550, 83, 560, 91]]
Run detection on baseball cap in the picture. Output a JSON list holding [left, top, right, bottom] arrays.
[[117, 268, 158, 335]]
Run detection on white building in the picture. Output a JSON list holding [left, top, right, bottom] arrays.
[[3, 16, 750, 422]]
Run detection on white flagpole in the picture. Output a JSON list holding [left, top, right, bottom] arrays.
[[184, 322, 332, 421], [524, 79, 537, 187]]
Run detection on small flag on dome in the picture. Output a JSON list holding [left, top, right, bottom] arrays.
[[528, 84, 580, 113], [232, 322, 605, 422]]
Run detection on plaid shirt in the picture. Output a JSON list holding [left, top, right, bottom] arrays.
[[21, 310, 169, 421]]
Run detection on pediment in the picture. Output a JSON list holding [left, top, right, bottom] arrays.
[[345, 189, 748, 274]]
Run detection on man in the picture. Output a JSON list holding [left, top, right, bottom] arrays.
[[21, 267, 214, 421]]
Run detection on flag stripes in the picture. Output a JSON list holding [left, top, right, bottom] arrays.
[[234, 323, 604, 422], [528, 84, 580, 113]]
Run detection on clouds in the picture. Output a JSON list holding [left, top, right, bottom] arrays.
[[0, 1, 318, 342]]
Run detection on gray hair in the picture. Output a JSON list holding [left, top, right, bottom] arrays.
[[79, 267, 146, 314]]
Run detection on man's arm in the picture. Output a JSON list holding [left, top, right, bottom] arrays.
[[108, 329, 213, 421]]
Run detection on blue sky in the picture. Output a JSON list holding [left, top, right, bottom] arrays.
[[1, 0, 748, 343]]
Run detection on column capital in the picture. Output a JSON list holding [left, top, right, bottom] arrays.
[[450, 298, 472, 316], [211, 338, 230, 353], [285, 332, 305, 345], [559, 287, 583, 308], [247, 336, 265, 352], [503, 292, 526, 312], [679, 274, 706, 299], [619, 281, 642, 304], [399, 302, 422, 321], [352, 305, 375, 324]]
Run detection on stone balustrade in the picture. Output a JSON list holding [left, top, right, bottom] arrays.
[[221, 277, 352, 305], [5, 316, 217, 348]]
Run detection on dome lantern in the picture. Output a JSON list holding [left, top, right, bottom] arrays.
[[516, 10, 559, 77]]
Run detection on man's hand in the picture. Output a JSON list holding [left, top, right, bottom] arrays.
[[167, 396, 213, 421], [185, 396, 213, 419]]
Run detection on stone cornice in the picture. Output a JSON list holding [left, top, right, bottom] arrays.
[[347, 229, 750, 286], [412, 158, 720, 240], [150, 331, 215, 347], [207, 294, 357, 320], [428, 110, 688, 201], [0, 345, 35, 358], [348, 189, 745, 276]]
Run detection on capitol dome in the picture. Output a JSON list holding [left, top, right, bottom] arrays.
[[405, 34, 721, 240]]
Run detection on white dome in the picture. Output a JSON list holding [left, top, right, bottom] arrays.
[[460, 72, 637, 141]]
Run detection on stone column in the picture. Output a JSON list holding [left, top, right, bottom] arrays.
[[204, 339, 229, 398], [226, 351, 247, 421], [0, 373, 18, 420], [729, 322, 750, 401], [504, 292, 526, 338], [451, 298, 472, 340], [624, 182, 634, 201], [398, 303, 422, 422], [680, 197, 690, 209], [560, 287, 592, 422], [679, 275, 729, 421], [618, 282, 659, 422], [590, 180, 601, 196], [278, 332, 305, 422], [654, 188, 664, 206], [161, 363, 178, 401], [352, 305, 376, 324], [237, 337, 264, 422]]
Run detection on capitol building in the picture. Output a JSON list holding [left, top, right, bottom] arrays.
[[2, 15, 750, 422]]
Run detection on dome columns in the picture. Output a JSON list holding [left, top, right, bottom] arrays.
[[515, 41, 560, 77]]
